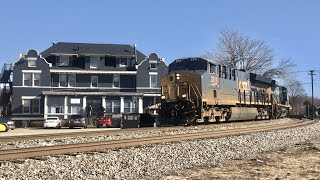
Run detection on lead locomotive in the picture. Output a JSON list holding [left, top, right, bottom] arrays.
[[159, 57, 289, 125]]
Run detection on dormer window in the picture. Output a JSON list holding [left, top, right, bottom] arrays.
[[120, 58, 128, 67], [28, 60, 36, 67], [90, 56, 99, 69], [150, 62, 157, 70], [60, 55, 69, 66]]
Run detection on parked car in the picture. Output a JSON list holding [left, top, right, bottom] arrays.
[[44, 117, 62, 129], [0, 123, 8, 132], [0, 117, 15, 130], [68, 115, 87, 129], [6, 120, 15, 130], [97, 115, 112, 128]]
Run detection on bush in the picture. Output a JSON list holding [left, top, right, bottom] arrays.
[[30, 121, 44, 127]]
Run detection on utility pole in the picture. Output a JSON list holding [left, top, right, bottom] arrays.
[[309, 70, 316, 119]]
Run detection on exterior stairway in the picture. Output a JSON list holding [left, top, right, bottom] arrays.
[[0, 63, 13, 116]]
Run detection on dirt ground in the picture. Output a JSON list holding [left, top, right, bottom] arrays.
[[163, 138, 320, 180]]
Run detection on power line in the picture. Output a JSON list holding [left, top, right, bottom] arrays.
[[286, 70, 320, 75]]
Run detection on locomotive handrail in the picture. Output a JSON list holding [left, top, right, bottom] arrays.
[[190, 83, 202, 98], [190, 83, 201, 106]]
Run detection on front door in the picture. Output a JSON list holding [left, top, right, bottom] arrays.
[[86, 96, 103, 125]]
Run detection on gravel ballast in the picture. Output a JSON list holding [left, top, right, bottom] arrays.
[[0, 119, 319, 179], [0, 119, 292, 150]]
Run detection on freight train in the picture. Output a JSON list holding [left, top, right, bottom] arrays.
[[159, 57, 290, 125]]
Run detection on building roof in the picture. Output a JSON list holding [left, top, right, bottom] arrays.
[[40, 42, 146, 63]]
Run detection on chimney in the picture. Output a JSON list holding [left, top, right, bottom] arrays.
[[133, 44, 137, 65]]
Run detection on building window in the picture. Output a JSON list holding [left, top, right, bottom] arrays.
[[48, 106, 64, 114], [124, 99, 137, 113], [68, 74, 76, 87], [33, 99, 40, 113], [105, 56, 117, 67], [71, 105, 82, 114], [23, 73, 32, 86], [28, 60, 36, 67], [23, 98, 40, 114], [113, 75, 120, 88], [90, 56, 99, 69], [209, 63, 216, 74], [150, 75, 157, 88], [120, 58, 128, 67], [33, 73, 40, 86], [106, 100, 120, 113], [23, 99, 31, 113], [150, 63, 157, 70], [132, 101, 137, 112], [105, 102, 112, 113], [23, 73, 41, 87], [91, 76, 98, 87], [124, 100, 131, 113], [60, 55, 69, 66], [59, 74, 67, 87]]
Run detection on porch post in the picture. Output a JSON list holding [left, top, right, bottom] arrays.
[[120, 97, 124, 113], [102, 96, 106, 111], [83, 96, 87, 114], [139, 96, 143, 113], [64, 96, 68, 119], [44, 95, 48, 119]]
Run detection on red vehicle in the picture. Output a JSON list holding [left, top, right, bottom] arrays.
[[97, 116, 112, 128]]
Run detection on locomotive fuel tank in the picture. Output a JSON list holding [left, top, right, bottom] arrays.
[[228, 107, 258, 121]]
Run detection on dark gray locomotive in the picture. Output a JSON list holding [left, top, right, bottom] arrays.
[[159, 57, 290, 125]]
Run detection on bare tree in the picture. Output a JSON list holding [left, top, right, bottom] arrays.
[[285, 78, 306, 114], [203, 28, 296, 79], [262, 58, 295, 78]]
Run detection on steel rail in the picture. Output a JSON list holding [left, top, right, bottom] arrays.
[[0, 119, 314, 161], [0, 119, 277, 142]]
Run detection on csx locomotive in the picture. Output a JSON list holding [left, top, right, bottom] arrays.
[[159, 57, 290, 125]]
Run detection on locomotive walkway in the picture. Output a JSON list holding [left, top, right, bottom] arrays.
[[0, 119, 314, 161]]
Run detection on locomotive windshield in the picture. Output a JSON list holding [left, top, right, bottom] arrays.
[[169, 58, 207, 73]]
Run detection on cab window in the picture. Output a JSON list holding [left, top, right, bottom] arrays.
[[209, 63, 217, 74]]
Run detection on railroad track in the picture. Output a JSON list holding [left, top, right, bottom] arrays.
[[0, 119, 276, 142], [0, 119, 314, 161]]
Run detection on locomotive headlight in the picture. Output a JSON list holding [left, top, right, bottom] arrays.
[[161, 95, 166, 99], [176, 73, 180, 80], [182, 94, 187, 98]]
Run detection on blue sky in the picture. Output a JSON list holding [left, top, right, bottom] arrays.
[[0, 0, 319, 97]]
